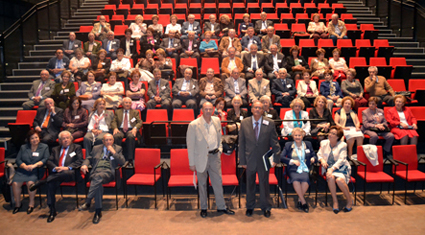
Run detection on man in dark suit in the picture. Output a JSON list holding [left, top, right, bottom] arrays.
[[271, 68, 296, 107], [242, 44, 267, 80], [180, 14, 202, 39], [111, 97, 142, 166], [119, 28, 138, 67], [22, 69, 55, 110], [160, 30, 181, 67], [102, 31, 120, 60], [179, 31, 201, 68], [147, 69, 172, 116], [202, 14, 220, 39], [78, 133, 125, 224], [265, 44, 286, 81], [62, 32, 82, 59], [46, 49, 70, 82], [172, 68, 199, 113], [29, 131, 83, 222], [84, 32, 102, 62], [33, 98, 64, 145], [241, 27, 262, 56], [254, 12, 274, 37], [239, 101, 280, 218], [224, 68, 248, 107]]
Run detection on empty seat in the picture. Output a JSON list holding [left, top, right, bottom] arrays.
[[369, 57, 392, 80], [355, 39, 375, 62], [389, 57, 413, 82], [337, 39, 356, 61], [318, 39, 336, 58], [360, 24, 379, 41], [374, 39, 395, 59], [349, 57, 369, 86], [299, 39, 317, 60]]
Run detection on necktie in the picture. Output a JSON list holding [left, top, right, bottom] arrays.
[[156, 81, 160, 96], [42, 110, 51, 129], [106, 41, 111, 53], [103, 151, 109, 160], [35, 82, 45, 97], [169, 39, 173, 48], [254, 121, 259, 140], [123, 111, 129, 133], [282, 79, 286, 87], [252, 57, 257, 70], [59, 147, 66, 167], [188, 40, 193, 51], [263, 21, 267, 28]]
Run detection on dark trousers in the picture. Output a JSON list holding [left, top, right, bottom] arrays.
[[47, 171, 76, 209], [40, 129, 58, 145], [86, 168, 114, 209], [246, 166, 272, 211], [275, 95, 294, 107], [114, 128, 137, 161]]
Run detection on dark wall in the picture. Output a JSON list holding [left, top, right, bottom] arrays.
[[0, 0, 35, 32]]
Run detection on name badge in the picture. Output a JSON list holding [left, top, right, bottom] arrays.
[[267, 114, 273, 118], [69, 152, 76, 157], [242, 25, 247, 28], [64, 89, 69, 92], [101, 62, 106, 65], [194, 44, 198, 47], [263, 120, 269, 125], [74, 115, 80, 119], [305, 149, 310, 154], [174, 43, 178, 47], [131, 117, 136, 122], [110, 156, 114, 161], [74, 44, 79, 47], [192, 85, 196, 89], [378, 113, 383, 116], [60, 90, 64, 94], [32, 152, 39, 157], [154, 39, 157, 43], [130, 43, 134, 46], [253, 40, 257, 44], [298, 59, 302, 62], [240, 116, 243, 121], [287, 84, 292, 88], [277, 60, 282, 63], [194, 26, 197, 30], [94, 87, 98, 90], [112, 41, 116, 44], [45, 87, 50, 91], [161, 86, 166, 90], [263, 86, 267, 90]]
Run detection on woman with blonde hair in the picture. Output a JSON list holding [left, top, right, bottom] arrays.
[[219, 14, 234, 37], [129, 14, 147, 39], [282, 98, 311, 137]]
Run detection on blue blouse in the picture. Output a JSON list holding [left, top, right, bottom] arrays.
[[320, 80, 343, 98], [199, 40, 218, 52]]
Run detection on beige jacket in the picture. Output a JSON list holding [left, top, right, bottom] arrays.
[[327, 20, 347, 37]]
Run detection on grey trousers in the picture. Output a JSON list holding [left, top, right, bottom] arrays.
[[246, 165, 272, 211], [86, 168, 114, 209], [364, 130, 395, 153], [197, 153, 226, 210]]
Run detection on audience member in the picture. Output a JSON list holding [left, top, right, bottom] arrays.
[[199, 68, 223, 106], [33, 98, 64, 145], [22, 70, 55, 110], [102, 31, 120, 60], [76, 70, 102, 111], [248, 69, 271, 104], [172, 68, 199, 112], [254, 12, 273, 37], [386, 95, 419, 145], [101, 72, 124, 109], [285, 45, 308, 80], [91, 15, 111, 41], [62, 32, 82, 59], [341, 69, 367, 111], [126, 70, 146, 112], [180, 14, 201, 39], [218, 29, 242, 57], [271, 68, 296, 107], [364, 66, 395, 107], [297, 69, 318, 108], [327, 14, 348, 46], [320, 70, 343, 111], [62, 96, 88, 139], [308, 13, 328, 45], [242, 44, 266, 80], [46, 49, 70, 82], [224, 68, 248, 107], [51, 71, 76, 109], [129, 15, 147, 39], [261, 26, 281, 54], [90, 49, 111, 82]]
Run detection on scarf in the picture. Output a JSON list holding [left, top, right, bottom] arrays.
[[294, 142, 309, 174], [292, 110, 303, 128], [339, 109, 359, 127]]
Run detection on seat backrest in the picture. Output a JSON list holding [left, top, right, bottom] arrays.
[[290, 3, 302, 9], [134, 148, 161, 174], [389, 57, 407, 66], [170, 149, 192, 175], [332, 3, 345, 9], [82, 149, 86, 159], [296, 13, 309, 20], [114, 25, 129, 34], [104, 5, 116, 10], [305, 3, 316, 8], [357, 145, 384, 172], [392, 145, 418, 171], [172, 109, 195, 121], [291, 23, 306, 32], [355, 39, 372, 48], [279, 108, 292, 120], [408, 79, 425, 94], [358, 107, 368, 124], [16, 110, 37, 124], [373, 39, 389, 47], [145, 109, 168, 123], [408, 106, 425, 121], [126, 15, 137, 21], [337, 39, 353, 48], [299, 39, 315, 47], [318, 3, 330, 9], [387, 79, 406, 92], [274, 23, 289, 30], [360, 24, 375, 31], [281, 13, 294, 19], [0, 147, 4, 174], [118, 4, 130, 10], [221, 151, 236, 175], [341, 13, 354, 19], [345, 24, 358, 30], [349, 57, 367, 68], [318, 39, 334, 47], [281, 39, 295, 47], [369, 57, 387, 66]]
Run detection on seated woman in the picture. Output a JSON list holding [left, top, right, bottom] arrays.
[[285, 45, 309, 80], [329, 48, 348, 81], [334, 96, 364, 158], [214, 97, 227, 122], [317, 126, 353, 213], [239, 13, 253, 38], [90, 49, 111, 82], [260, 95, 280, 134], [69, 48, 90, 76], [139, 28, 160, 58], [165, 14, 181, 36], [282, 98, 311, 138], [200, 31, 219, 58], [297, 69, 319, 108], [148, 15, 164, 37], [129, 14, 147, 40], [341, 68, 367, 112], [320, 69, 343, 111], [12, 130, 49, 214], [134, 49, 155, 82], [101, 72, 124, 109], [76, 70, 102, 111], [226, 95, 248, 135], [309, 95, 335, 141], [310, 48, 329, 79], [126, 70, 146, 112], [362, 97, 394, 156], [280, 127, 316, 212], [51, 70, 76, 109], [63, 96, 88, 139], [153, 48, 173, 80], [83, 98, 114, 155], [110, 48, 131, 88], [219, 14, 234, 37], [308, 13, 328, 45], [386, 95, 419, 145]]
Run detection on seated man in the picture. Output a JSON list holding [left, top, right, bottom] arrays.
[[264, 44, 286, 81], [91, 15, 111, 41], [33, 98, 64, 145], [29, 130, 83, 223], [248, 69, 271, 104], [199, 68, 224, 106], [364, 66, 395, 107], [102, 31, 120, 60], [46, 49, 70, 82], [328, 14, 348, 46], [180, 31, 201, 68], [202, 14, 220, 39], [172, 68, 199, 113], [221, 47, 244, 81], [147, 68, 172, 111], [110, 48, 131, 88], [218, 29, 242, 58], [254, 12, 274, 38], [261, 26, 281, 54], [84, 32, 102, 62], [271, 68, 296, 107], [22, 69, 55, 110], [241, 27, 262, 55], [224, 68, 248, 107], [78, 133, 125, 224], [112, 97, 142, 166], [180, 14, 202, 39], [159, 30, 181, 67], [242, 44, 267, 80], [119, 28, 138, 67], [62, 32, 82, 59]]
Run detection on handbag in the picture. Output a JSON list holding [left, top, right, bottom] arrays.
[[221, 122, 239, 155], [369, 126, 390, 133]]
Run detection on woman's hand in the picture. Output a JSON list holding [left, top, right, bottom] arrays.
[[344, 127, 350, 130], [356, 127, 361, 132], [400, 123, 409, 129], [413, 124, 418, 130], [320, 159, 328, 169], [68, 123, 75, 128], [327, 167, 334, 174], [311, 158, 315, 163], [292, 160, 301, 166]]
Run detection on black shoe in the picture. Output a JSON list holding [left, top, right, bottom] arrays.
[[296, 201, 302, 210], [78, 203, 90, 211], [333, 208, 340, 214], [264, 210, 271, 218], [302, 203, 309, 213], [200, 210, 207, 218], [92, 212, 102, 224], [245, 209, 253, 217], [47, 211, 57, 223], [12, 204, 22, 214], [343, 207, 352, 213], [29, 181, 41, 192], [27, 207, 34, 214], [217, 208, 235, 215]]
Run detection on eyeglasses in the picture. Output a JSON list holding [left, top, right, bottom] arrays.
[[328, 132, 337, 136]]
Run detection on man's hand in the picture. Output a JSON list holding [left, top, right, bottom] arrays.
[[211, 95, 216, 99], [107, 145, 116, 155], [189, 165, 196, 171], [50, 106, 56, 115], [55, 166, 69, 172], [33, 96, 41, 103], [113, 128, 119, 135], [131, 128, 137, 137], [240, 165, 247, 169], [86, 52, 92, 56], [271, 162, 276, 168], [81, 165, 89, 174], [35, 126, 42, 132], [154, 96, 162, 103]]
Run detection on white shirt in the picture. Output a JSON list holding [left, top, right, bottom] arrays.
[[233, 78, 240, 94], [250, 55, 258, 70], [88, 110, 109, 132], [247, 37, 254, 51], [165, 23, 182, 34], [397, 111, 408, 125], [201, 116, 218, 150], [179, 79, 192, 95], [227, 58, 236, 71], [111, 58, 131, 72], [262, 21, 268, 30], [119, 109, 132, 129], [272, 54, 279, 72], [211, 24, 215, 32]]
